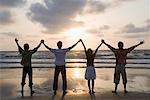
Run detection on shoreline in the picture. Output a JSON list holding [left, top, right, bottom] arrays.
[[1, 66, 150, 69], [1, 68, 150, 100]]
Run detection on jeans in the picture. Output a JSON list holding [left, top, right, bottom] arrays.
[[53, 65, 67, 91]]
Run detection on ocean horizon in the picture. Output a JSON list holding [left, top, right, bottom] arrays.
[[0, 49, 150, 69]]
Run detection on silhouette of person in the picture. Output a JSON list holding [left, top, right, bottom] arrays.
[[81, 39, 103, 94], [102, 40, 144, 93], [15, 38, 42, 96], [41, 39, 81, 94]]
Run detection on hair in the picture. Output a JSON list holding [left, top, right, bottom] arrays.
[[24, 43, 29, 50], [57, 41, 62, 48], [87, 48, 93, 55], [118, 41, 124, 49]]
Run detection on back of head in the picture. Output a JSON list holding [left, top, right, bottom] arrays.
[[57, 41, 62, 49], [118, 41, 124, 49], [24, 43, 29, 50], [87, 48, 93, 55]]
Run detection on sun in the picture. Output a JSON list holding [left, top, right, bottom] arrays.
[[67, 28, 87, 40]]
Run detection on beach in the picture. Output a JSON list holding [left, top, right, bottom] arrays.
[[1, 68, 150, 100]]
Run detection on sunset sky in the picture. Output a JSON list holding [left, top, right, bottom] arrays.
[[0, 0, 149, 51]]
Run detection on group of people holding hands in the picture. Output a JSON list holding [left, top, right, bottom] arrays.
[[15, 38, 144, 96]]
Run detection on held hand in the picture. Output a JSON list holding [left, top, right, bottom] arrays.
[[78, 39, 82, 42], [80, 39, 83, 43], [15, 38, 18, 42], [41, 40, 44, 43], [101, 39, 105, 43], [140, 41, 144, 45]]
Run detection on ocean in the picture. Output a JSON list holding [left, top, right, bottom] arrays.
[[0, 50, 150, 69]]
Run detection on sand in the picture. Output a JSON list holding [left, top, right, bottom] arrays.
[[0, 68, 150, 100]]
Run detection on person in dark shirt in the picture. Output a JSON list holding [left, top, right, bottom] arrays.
[[15, 38, 42, 96], [102, 39, 144, 93], [81, 39, 103, 94]]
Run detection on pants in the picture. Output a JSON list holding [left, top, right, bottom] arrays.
[[21, 67, 33, 87], [114, 64, 127, 84], [53, 65, 67, 91]]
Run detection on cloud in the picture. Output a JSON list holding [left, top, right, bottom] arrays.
[[121, 21, 150, 33], [27, 0, 86, 34], [85, 0, 110, 13], [0, 0, 26, 7], [86, 25, 110, 34], [100, 25, 110, 30], [114, 0, 137, 4], [0, 10, 14, 25], [0, 32, 19, 37], [114, 19, 150, 38], [0, 0, 26, 25], [26, 0, 139, 34], [84, 0, 136, 14], [145, 19, 150, 24]]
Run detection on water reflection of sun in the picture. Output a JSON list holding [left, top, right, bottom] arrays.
[[74, 63, 82, 79]]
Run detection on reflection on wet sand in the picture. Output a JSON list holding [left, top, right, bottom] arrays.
[[0, 68, 150, 99]]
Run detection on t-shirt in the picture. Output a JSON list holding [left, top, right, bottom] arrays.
[[49, 48, 70, 66], [113, 49, 131, 65], [20, 49, 37, 67]]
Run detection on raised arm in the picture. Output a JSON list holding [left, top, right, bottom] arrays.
[[42, 40, 52, 50], [93, 42, 103, 56], [81, 39, 87, 53], [101, 39, 116, 52], [127, 41, 144, 52], [31, 40, 42, 53], [15, 38, 23, 54], [68, 39, 81, 50]]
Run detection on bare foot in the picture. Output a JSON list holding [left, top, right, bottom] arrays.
[[63, 90, 67, 95], [92, 91, 95, 94], [88, 90, 91, 94], [112, 91, 117, 93], [54, 90, 56, 95], [124, 90, 128, 94]]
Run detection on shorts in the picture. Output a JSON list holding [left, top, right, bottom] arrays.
[[114, 64, 127, 84], [85, 65, 96, 80]]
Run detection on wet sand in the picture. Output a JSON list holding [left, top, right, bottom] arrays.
[[0, 68, 150, 100]]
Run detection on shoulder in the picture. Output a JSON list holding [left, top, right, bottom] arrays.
[[62, 48, 70, 52], [50, 48, 57, 52]]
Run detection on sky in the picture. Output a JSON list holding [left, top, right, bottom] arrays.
[[0, 0, 150, 51]]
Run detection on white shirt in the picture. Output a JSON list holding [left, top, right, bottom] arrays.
[[49, 48, 70, 66]]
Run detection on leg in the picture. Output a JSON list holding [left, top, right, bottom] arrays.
[[112, 83, 118, 93], [21, 68, 27, 96], [61, 67, 67, 93], [92, 80, 95, 94], [113, 68, 120, 93], [88, 80, 91, 93], [121, 68, 128, 93], [28, 68, 34, 96], [53, 67, 60, 94]]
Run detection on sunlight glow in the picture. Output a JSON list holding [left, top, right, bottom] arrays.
[[74, 67, 82, 79], [67, 28, 88, 40], [74, 63, 82, 78]]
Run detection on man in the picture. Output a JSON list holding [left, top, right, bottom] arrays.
[[102, 40, 144, 93], [42, 39, 81, 94], [15, 38, 42, 96]]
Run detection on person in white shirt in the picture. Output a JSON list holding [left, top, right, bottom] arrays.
[[41, 39, 81, 94]]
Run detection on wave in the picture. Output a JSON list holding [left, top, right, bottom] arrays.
[[0, 50, 150, 69]]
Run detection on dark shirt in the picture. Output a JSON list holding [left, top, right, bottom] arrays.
[[113, 49, 132, 65], [86, 52, 95, 66], [19, 48, 37, 67]]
